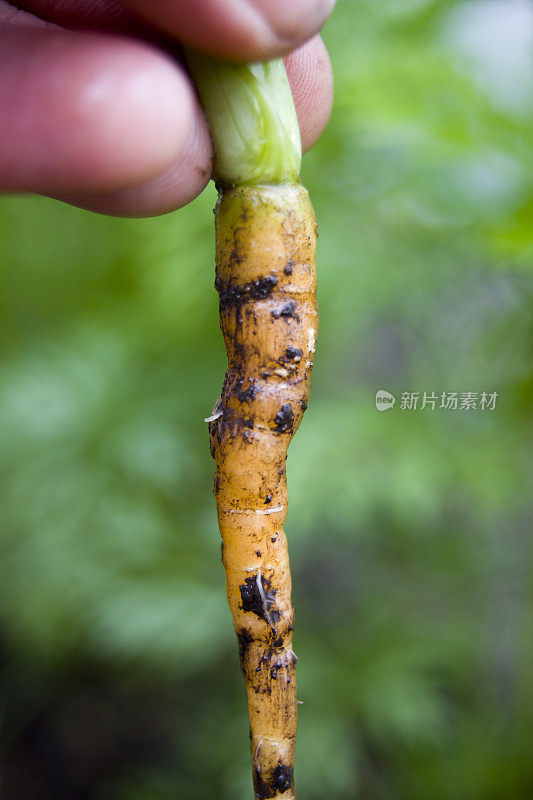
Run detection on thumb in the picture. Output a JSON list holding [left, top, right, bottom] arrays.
[[121, 0, 336, 61]]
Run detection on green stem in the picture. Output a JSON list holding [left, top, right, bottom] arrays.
[[186, 52, 301, 187]]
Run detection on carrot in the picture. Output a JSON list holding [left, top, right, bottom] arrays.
[[188, 54, 318, 800]]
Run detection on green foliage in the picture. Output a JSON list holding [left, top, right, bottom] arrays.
[[1, 0, 532, 797]]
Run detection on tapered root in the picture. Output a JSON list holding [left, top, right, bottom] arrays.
[[208, 184, 317, 799]]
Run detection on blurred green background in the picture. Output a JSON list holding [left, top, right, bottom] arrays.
[[1, 0, 532, 797]]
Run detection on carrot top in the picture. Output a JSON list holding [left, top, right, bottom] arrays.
[[186, 54, 301, 187]]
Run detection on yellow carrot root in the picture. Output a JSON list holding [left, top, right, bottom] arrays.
[[186, 48, 318, 800], [208, 184, 318, 799]]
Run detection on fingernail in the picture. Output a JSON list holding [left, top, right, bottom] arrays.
[[247, 0, 336, 44]]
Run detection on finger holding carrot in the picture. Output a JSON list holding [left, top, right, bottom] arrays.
[[0, 2, 334, 795], [0, 0, 333, 216]]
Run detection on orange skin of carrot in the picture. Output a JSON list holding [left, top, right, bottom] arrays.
[[208, 184, 317, 800]]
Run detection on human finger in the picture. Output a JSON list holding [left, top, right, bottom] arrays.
[[120, 0, 336, 61], [0, 25, 193, 194]]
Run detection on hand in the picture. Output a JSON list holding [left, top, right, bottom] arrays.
[[0, 0, 334, 216]]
